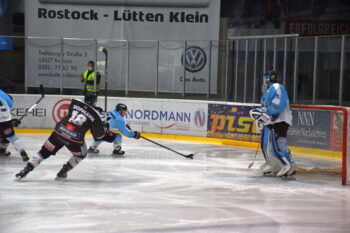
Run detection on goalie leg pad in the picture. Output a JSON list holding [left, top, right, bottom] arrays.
[[261, 126, 269, 160], [261, 127, 283, 173], [269, 129, 287, 165], [277, 137, 292, 164]]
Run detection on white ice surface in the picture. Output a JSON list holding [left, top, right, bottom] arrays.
[[0, 133, 349, 233]]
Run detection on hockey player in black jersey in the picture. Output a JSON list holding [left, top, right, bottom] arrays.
[[15, 93, 119, 180]]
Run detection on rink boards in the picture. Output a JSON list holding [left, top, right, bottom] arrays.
[[11, 94, 349, 159]]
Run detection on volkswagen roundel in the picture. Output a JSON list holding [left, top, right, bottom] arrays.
[[181, 46, 207, 73]]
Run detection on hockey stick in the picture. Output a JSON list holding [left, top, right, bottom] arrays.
[[248, 140, 261, 169], [19, 85, 45, 121], [98, 47, 108, 114], [140, 136, 195, 159]]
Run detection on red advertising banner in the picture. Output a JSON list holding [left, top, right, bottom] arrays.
[[285, 20, 350, 36], [330, 111, 343, 151]]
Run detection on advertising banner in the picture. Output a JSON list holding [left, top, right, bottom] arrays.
[[329, 110, 345, 151], [285, 20, 350, 37], [288, 109, 331, 150], [11, 95, 208, 137], [11, 95, 63, 129], [25, 0, 220, 94], [207, 104, 344, 151], [107, 99, 208, 136], [207, 104, 259, 142]]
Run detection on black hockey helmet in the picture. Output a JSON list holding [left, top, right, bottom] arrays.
[[263, 70, 278, 84], [84, 92, 98, 105], [116, 103, 127, 112]]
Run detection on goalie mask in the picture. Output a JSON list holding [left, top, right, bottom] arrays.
[[249, 108, 271, 125], [262, 71, 277, 93]]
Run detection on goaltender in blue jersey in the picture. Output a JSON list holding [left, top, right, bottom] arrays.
[[249, 70, 295, 178], [88, 103, 140, 156], [0, 89, 29, 161]]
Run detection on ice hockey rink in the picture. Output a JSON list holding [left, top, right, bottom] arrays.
[[0, 133, 349, 233]]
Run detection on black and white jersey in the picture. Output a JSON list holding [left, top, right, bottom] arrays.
[[54, 99, 106, 144]]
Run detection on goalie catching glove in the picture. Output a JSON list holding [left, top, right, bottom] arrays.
[[249, 107, 279, 125], [249, 108, 271, 125]]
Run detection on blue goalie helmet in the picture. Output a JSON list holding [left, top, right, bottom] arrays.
[[263, 70, 278, 84]]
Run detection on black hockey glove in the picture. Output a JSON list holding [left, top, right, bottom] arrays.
[[95, 106, 104, 114], [126, 124, 131, 130], [133, 131, 141, 139], [11, 119, 21, 127], [103, 122, 110, 129]]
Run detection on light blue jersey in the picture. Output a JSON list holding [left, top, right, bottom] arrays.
[[261, 83, 292, 125], [107, 110, 135, 138], [0, 89, 13, 122]]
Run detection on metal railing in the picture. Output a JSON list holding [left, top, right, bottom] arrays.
[[0, 34, 349, 106]]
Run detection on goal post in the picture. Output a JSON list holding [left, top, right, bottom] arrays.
[[290, 105, 349, 185]]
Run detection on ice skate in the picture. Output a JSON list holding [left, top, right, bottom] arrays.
[[15, 164, 34, 180], [277, 157, 293, 177], [259, 162, 267, 171], [55, 164, 71, 181], [112, 146, 125, 157], [262, 163, 276, 176], [20, 150, 29, 162], [88, 146, 99, 154], [262, 164, 272, 173], [281, 163, 296, 180], [281, 172, 296, 180], [276, 163, 291, 177], [0, 148, 10, 157]]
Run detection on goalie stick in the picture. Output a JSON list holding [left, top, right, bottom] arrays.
[[247, 140, 261, 169], [140, 136, 195, 159], [19, 85, 45, 121]]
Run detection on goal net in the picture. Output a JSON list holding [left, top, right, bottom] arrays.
[[289, 105, 350, 185]]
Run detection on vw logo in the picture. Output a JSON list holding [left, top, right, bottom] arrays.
[[181, 46, 207, 73]]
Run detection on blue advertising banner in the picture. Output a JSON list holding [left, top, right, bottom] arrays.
[[288, 109, 331, 150]]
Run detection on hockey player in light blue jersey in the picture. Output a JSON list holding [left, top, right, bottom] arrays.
[[0, 89, 29, 161], [250, 71, 295, 178], [88, 103, 140, 156]]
